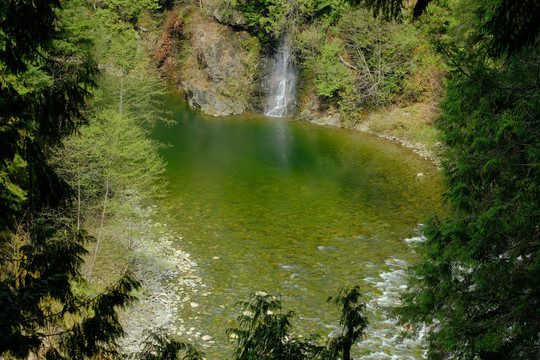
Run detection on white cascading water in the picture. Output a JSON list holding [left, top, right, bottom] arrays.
[[264, 36, 298, 118]]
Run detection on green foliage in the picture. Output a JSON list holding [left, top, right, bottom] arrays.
[[94, 12, 139, 72], [294, 4, 439, 123], [131, 331, 204, 360], [1, 3, 95, 226], [228, 292, 323, 360], [482, 0, 540, 57], [310, 0, 350, 25], [52, 44, 168, 282], [228, 289, 368, 360], [314, 40, 352, 98], [337, 8, 418, 105], [0, 0, 59, 73], [400, 0, 540, 358], [0, 0, 149, 358], [60, 104, 166, 205], [237, 0, 291, 41], [85, 0, 160, 22], [327, 286, 368, 360], [103, 0, 160, 21], [295, 25, 325, 71], [359, 0, 402, 20], [295, 0, 400, 25]]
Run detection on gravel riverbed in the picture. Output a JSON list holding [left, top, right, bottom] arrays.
[[117, 205, 212, 356]]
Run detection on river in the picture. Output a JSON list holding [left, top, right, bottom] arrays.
[[152, 92, 443, 359]]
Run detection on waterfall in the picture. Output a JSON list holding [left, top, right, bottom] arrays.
[[263, 36, 298, 118]]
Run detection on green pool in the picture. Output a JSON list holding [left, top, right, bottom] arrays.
[[153, 92, 443, 359]]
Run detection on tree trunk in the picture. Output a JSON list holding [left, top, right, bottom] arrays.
[[76, 160, 81, 232], [119, 73, 124, 116], [88, 177, 109, 281]]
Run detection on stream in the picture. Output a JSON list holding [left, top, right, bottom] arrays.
[[151, 92, 443, 359]]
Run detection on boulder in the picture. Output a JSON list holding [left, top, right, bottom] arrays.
[[212, 3, 246, 27], [182, 81, 244, 116]]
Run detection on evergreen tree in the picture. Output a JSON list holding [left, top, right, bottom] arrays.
[[327, 286, 367, 360], [131, 331, 204, 360], [400, 0, 540, 359], [0, 0, 140, 358], [227, 289, 367, 360], [227, 292, 323, 360]]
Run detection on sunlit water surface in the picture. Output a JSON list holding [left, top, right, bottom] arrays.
[[153, 92, 443, 359]]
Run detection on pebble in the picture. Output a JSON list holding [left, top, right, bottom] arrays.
[[115, 201, 205, 356], [202, 335, 212, 341]]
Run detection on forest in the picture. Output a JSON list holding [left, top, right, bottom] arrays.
[[1, 0, 539, 359]]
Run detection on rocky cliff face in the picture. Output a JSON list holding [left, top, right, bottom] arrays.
[[175, 7, 261, 116]]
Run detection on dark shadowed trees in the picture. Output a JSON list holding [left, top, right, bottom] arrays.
[[1, 0, 140, 358], [399, 0, 540, 359]]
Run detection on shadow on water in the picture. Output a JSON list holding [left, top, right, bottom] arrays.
[[153, 91, 444, 359]]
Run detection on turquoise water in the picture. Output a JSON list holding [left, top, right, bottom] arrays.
[[154, 92, 443, 358]]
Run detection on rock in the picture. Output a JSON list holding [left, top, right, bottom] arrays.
[[179, 11, 259, 116], [319, 111, 342, 126], [212, 3, 246, 26], [402, 323, 414, 331], [202, 335, 212, 341], [212, 256, 221, 260], [182, 81, 245, 116], [190, 302, 199, 308], [302, 104, 343, 127]]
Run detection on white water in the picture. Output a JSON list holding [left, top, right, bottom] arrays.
[[264, 37, 298, 117], [360, 233, 429, 359]]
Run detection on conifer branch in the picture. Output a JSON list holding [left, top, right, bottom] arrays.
[[0, 272, 138, 326]]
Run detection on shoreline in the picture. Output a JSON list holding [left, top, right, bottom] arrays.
[[353, 125, 442, 166], [118, 204, 208, 355], [300, 99, 443, 166]]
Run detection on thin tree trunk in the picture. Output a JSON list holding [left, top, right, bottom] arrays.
[[537, 332, 540, 360], [76, 160, 81, 232], [343, 323, 354, 360], [88, 177, 109, 281], [119, 73, 124, 116]]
